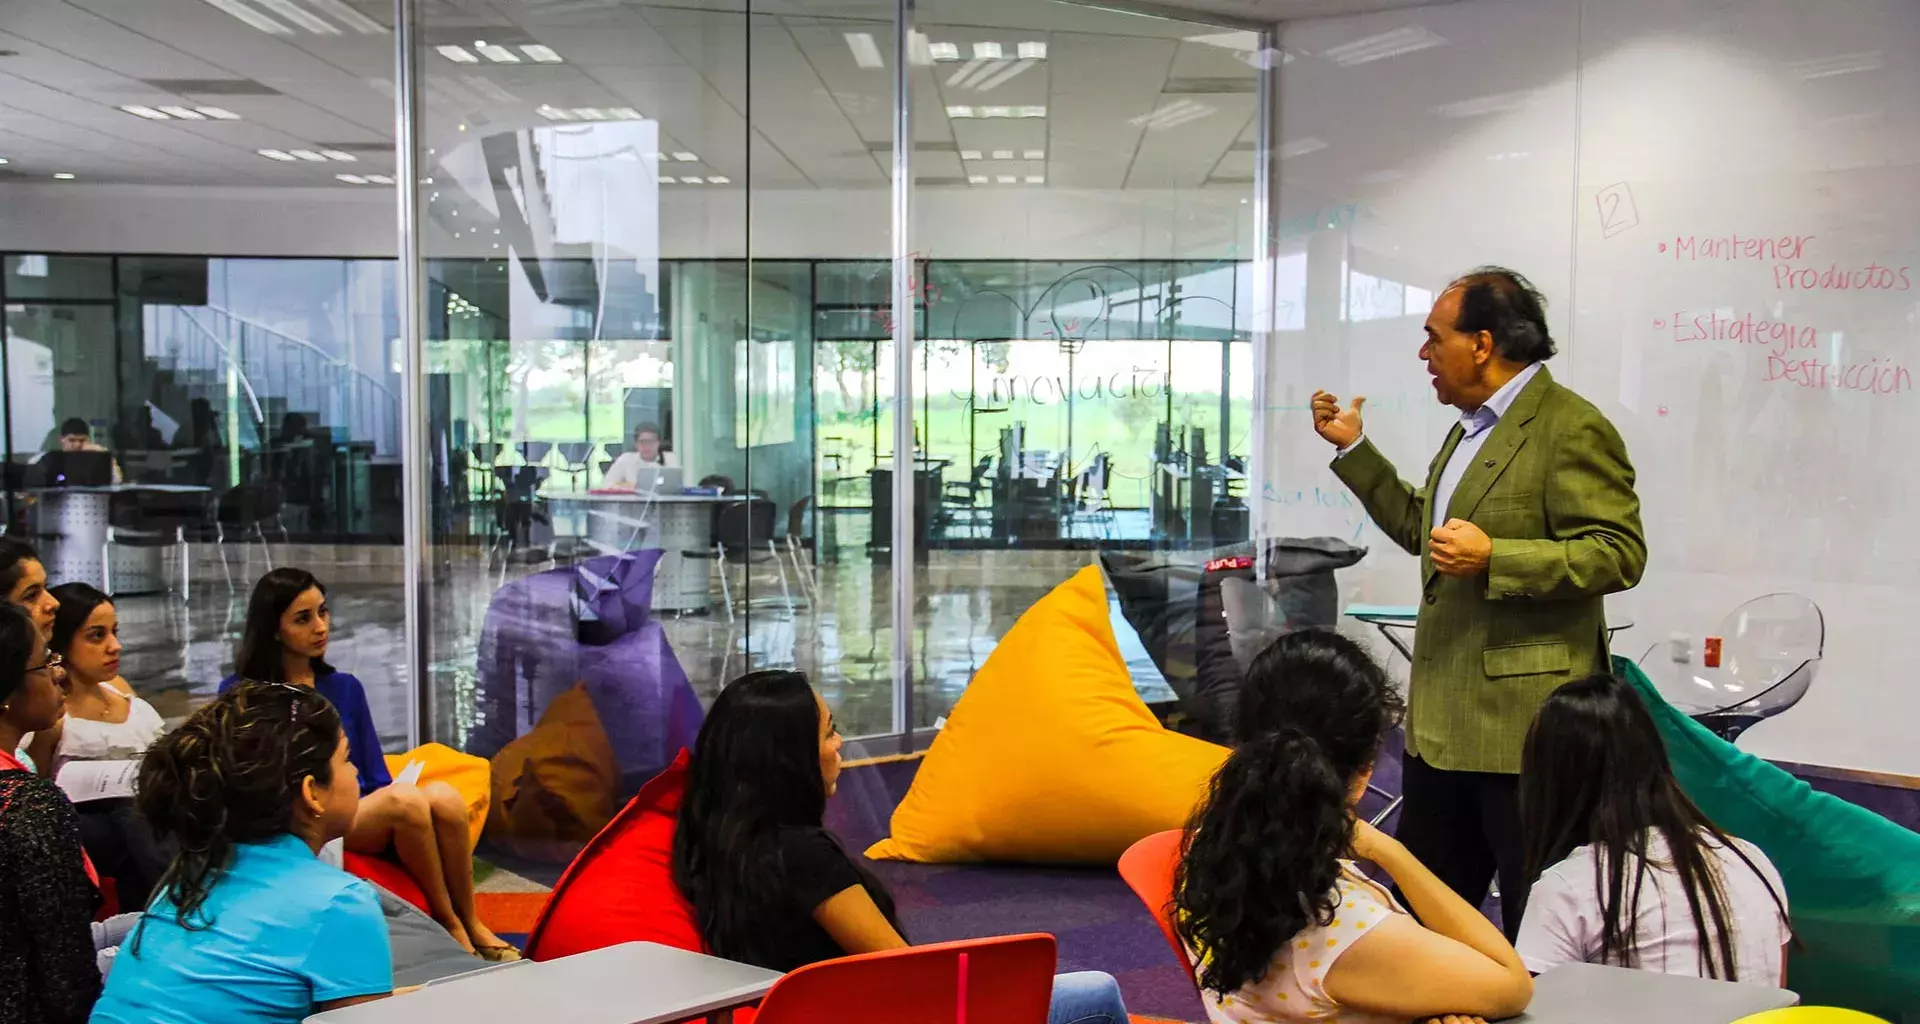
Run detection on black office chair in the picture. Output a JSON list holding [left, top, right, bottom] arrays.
[[215, 480, 288, 585], [709, 497, 792, 618], [942, 456, 993, 533]]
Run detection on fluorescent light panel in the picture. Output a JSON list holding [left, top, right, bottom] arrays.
[[53, 172, 75, 179], [366, 174, 393, 184], [257, 0, 340, 34], [609, 107, 641, 120], [991, 149, 1013, 159], [1432, 89, 1535, 119], [973, 42, 1005, 60], [304, 0, 387, 33], [1792, 50, 1883, 79], [959, 149, 982, 160], [121, 105, 171, 120], [257, 148, 297, 161], [521, 44, 563, 63], [290, 149, 327, 161], [198, 106, 242, 120], [928, 42, 961, 61], [679, 176, 704, 184], [1023, 149, 1044, 159], [319, 149, 356, 162], [475, 41, 521, 63], [201, 0, 293, 35], [335, 173, 367, 183], [157, 105, 206, 120], [1322, 25, 1446, 67], [437, 45, 478, 63], [673, 151, 698, 161], [1018, 41, 1046, 59], [845, 32, 884, 69], [968, 174, 987, 184], [707, 175, 730, 184]]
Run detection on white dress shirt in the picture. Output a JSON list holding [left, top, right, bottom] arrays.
[[603, 449, 679, 489], [1427, 361, 1541, 530]]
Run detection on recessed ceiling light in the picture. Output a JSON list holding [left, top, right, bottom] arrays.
[[845, 32, 884, 69], [657, 176, 676, 184], [679, 176, 704, 184], [157, 106, 207, 120], [959, 149, 982, 160], [991, 149, 1013, 159], [201, 0, 293, 35], [707, 175, 730, 184], [320, 149, 356, 162], [521, 44, 563, 63], [197, 106, 242, 120], [968, 175, 987, 184], [474, 41, 521, 63], [973, 42, 1005, 60], [947, 105, 975, 118], [257, 149, 297, 161], [1023, 148, 1044, 159], [1025, 175, 1044, 184], [609, 107, 642, 120], [928, 42, 961, 61], [121, 105, 171, 120], [53, 172, 75, 180], [673, 151, 698, 161], [336, 173, 368, 184], [290, 149, 327, 161], [572, 108, 606, 120], [995, 174, 1016, 184], [1018, 41, 1047, 60], [536, 105, 573, 121], [980, 106, 1012, 118], [258, 0, 338, 34], [437, 45, 478, 63], [366, 174, 394, 184], [0, 158, 9, 165], [1016, 105, 1046, 118]]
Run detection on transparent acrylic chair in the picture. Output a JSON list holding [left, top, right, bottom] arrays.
[[1636, 593, 1825, 743]]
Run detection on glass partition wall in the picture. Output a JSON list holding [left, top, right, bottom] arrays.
[[400, 0, 1273, 861]]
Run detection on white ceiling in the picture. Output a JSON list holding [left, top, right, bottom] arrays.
[[0, 0, 1444, 191]]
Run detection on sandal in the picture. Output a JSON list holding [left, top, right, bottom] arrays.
[[474, 944, 523, 963]]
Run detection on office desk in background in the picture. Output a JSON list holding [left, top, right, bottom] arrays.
[[544, 490, 746, 613], [26, 484, 212, 595], [304, 941, 783, 1024], [1346, 603, 1635, 662], [1512, 961, 1796, 1024]]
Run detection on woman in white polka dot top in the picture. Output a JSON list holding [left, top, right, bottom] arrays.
[[1172, 631, 1534, 1024]]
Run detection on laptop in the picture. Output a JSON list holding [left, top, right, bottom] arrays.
[[634, 465, 684, 494], [32, 450, 114, 488]]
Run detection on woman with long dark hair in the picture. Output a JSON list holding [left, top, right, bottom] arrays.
[[1173, 630, 1532, 1023], [1517, 673, 1789, 984], [0, 602, 99, 1024], [0, 538, 59, 637], [23, 584, 172, 910], [673, 670, 1131, 1024], [92, 682, 400, 1022], [220, 568, 514, 960]]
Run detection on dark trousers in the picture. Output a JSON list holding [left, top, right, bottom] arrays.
[[1393, 754, 1528, 940], [76, 797, 174, 912]]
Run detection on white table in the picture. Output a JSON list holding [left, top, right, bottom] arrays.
[[25, 484, 212, 595], [543, 490, 746, 613], [1512, 961, 1797, 1023], [304, 941, 782, 1024]]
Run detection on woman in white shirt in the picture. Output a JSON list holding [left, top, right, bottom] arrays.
[[25, 582, 172, 909], [1516, 673, 1790, 985], [602, 423, 678, 490], [1173, 630, 1533, 1024]]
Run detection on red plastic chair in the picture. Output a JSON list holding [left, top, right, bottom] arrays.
[[1117, 830, 1197, 983], [750, 934, 1057, 1024]]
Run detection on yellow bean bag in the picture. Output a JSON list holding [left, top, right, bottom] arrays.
[[384, 742, 492, 851], [868, 564, 1230, 864], [484, 682, 621, 863]]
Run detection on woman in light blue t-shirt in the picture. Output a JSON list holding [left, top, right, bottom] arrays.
[[91, 682, 402, 1024]]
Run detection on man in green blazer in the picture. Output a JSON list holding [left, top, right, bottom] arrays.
[[1312, 266, 1646, 937]]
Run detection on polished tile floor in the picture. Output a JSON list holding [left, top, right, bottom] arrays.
[[114, 527, 1173, 751]]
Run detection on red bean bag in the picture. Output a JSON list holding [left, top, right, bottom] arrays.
[[524, 749, 705, 961], [344, 851, 430, 912]]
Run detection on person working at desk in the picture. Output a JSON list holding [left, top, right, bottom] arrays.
[[1311, 266, 1646, 938], [35, 419, 121, 484], [601, 423, 677, 491]]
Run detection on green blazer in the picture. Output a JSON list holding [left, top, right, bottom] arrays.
[[1332, 365, 1646, 775]]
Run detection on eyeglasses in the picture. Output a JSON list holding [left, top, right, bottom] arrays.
[[28, 651, 64, 675]]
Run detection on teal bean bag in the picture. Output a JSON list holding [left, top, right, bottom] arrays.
[[1617, 656, 1920, 1016]]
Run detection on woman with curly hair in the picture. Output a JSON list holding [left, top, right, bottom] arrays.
[[1172, 630, 1531, 1023], [90, 682, 402, 1023]]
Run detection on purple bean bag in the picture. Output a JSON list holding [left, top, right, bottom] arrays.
[[471, 552, 703, 796]]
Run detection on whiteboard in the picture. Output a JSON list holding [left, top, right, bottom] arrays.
[[1260, 0, 1920, 775]]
